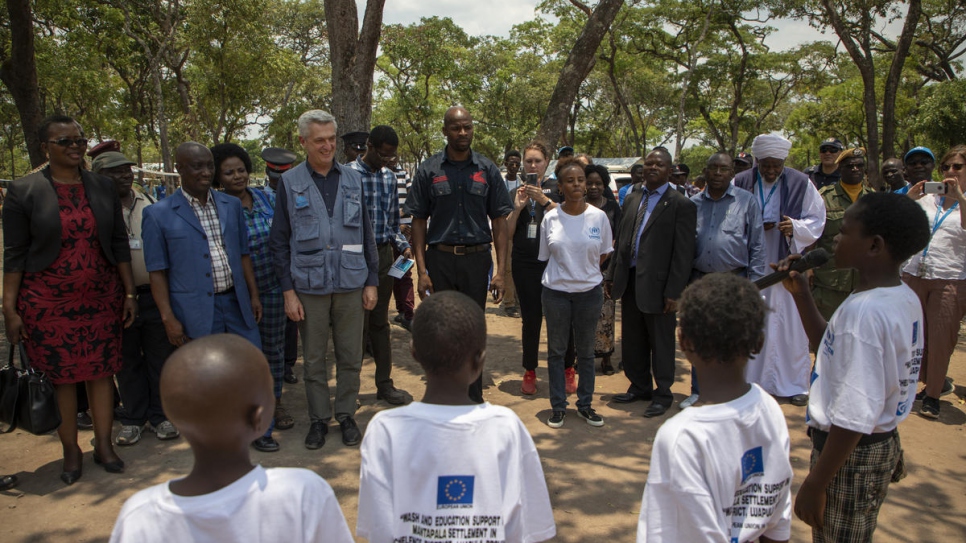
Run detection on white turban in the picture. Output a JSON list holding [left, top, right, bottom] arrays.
[[751, 134, 792, 160]]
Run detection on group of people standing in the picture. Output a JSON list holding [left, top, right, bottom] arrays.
[[3, 105, 964, 543]]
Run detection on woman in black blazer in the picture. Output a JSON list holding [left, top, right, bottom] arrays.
[[2, 115, 136, 485]]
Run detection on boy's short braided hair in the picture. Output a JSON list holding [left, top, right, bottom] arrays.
[[852, 192, 929, 263], [678, 274, 766, 364]]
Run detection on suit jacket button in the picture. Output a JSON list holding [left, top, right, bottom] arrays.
[[203, 254, 209, 259]]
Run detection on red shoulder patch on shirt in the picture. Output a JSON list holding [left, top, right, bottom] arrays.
[[433, 175, 448, 184], [471, 171, 486, 183]]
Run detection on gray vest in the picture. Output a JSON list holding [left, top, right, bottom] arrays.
[[284, 161, 368, 294]]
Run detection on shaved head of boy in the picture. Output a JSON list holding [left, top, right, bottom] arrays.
[[160, 334, 274, 495], [112, 335, 355, 541], [410, 291, 487, 404]]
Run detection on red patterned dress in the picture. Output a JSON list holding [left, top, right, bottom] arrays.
[[16, 182, 124, 384]]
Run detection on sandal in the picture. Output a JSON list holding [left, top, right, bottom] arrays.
[[274, 402, 295, 430]]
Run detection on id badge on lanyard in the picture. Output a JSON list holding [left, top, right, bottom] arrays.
[[527, 221, 538, 239]]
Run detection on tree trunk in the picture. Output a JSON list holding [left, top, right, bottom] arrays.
[[325, 0, 385, 158], [821, 0, 881, 189], [675, 5, 714, 158], [535, 0, 624, 148], [881, 0, 921, 162], [0, 0, 45, 168], [604, 31, 641, 156]]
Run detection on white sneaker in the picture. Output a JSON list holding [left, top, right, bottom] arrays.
[[679, 394, 700, 409]]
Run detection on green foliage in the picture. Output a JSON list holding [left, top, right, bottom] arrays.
[[0, 0, 962, 178], [913, 79, 966, 152]]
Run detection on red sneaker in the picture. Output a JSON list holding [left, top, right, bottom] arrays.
[[521, 370, 537, 395], [565, 367, 577, 394]]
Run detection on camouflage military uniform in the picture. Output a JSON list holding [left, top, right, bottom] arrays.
[[811, 182, 876, 320]]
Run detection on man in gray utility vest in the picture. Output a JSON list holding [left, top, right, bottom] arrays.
[[269, 109, 379, 450]]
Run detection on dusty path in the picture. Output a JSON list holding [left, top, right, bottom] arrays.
[[1, 299, 965, 542]]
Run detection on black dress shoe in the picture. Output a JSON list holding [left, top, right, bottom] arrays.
[[377, 385, 413, 406], [93, 450, 125, 473], [613, 392, 650, 403], [283, 373, 299, 384], [60, 468, 82, 486], [0, 474, 18, 491], [304, 421, 328, 450], [252, 435, 280, 453], [643, 402, 670, 418], [339, 417, 362, 446]]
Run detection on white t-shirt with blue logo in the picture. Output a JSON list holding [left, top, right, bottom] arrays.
[[357, 402, 556, 543], [538, 205, 614, 293], [807, 284, 923, 434], [638, 384, 792, 543]]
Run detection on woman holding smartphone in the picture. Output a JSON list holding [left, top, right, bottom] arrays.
[[540, 158, 613, 428], [507, 141, 579, 396], [903, 144, 966, 419]]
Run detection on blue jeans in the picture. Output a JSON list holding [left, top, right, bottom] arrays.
[[542, 285, 604, 412]]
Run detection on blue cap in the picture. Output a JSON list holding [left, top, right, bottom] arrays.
[[557, 146, 574, 156], [904, 146, 935, 163]]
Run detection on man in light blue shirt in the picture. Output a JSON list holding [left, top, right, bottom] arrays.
[[691, 153, 766, 282], [682, 152, 766, 408], [619, 164, 643, 206]]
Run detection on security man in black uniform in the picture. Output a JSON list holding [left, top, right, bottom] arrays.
[[342, 131, 369, 163], [804, 137, 844, 189], [405, 106, 514, 403], [261, 147, 300, 385]]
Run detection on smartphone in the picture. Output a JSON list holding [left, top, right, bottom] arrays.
[[924, 181, 947, 195], [526, 173, 538, 185]]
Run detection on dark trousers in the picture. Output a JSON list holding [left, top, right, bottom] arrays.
[[364, 244, 396, 389], [425, 247, 491, 403], [620, 279, 676, 406], [543, 286, 603, 411], [512, 260, 575, 371], [284, 319, 298, 378], [392, 246, 415, 320], [116, 289, 176, 426]]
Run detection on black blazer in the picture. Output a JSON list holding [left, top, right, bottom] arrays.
[[2, 168, 130, 273], [605, 183, 696, 313]]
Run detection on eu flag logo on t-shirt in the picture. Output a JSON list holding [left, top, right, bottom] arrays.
[[741, 446, 764, 483], [437, 476, 474, 506]]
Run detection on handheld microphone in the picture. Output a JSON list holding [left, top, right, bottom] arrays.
[[754, 249, 830, 290]]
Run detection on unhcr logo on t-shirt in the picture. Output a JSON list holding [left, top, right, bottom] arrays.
[[588, 226, 601, 240], [437, 475, 474, 509], [741, 446, 764, 483]]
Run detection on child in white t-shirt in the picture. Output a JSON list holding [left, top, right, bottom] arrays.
[[357, 291, 556, 542], [638, 273, 792, 543], [110, 335, 353, 543], [777, 192, 930, 541]]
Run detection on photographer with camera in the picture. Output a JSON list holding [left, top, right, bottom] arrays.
[[902, 145, 966, 419]]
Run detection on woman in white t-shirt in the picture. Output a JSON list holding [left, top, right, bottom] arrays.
[[538, 159, 614, 428], [902, 144, 966, 419]]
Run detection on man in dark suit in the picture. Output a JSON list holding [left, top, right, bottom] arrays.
[[605, 148, 696, 418], [142, 142, 262, 350]]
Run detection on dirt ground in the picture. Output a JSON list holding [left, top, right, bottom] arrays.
[[1, 297, 965, 542]]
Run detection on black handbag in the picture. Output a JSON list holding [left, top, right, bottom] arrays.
[[0, 344, 61, 435], [0, 348, 19, 432]]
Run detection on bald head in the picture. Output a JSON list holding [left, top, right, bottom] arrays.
[[175, 142, 210, 163], [442, 106, 473, 155], [444, 106, 471, 125], [161, 334, 273, 444], [175, 142, 215, 199]]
